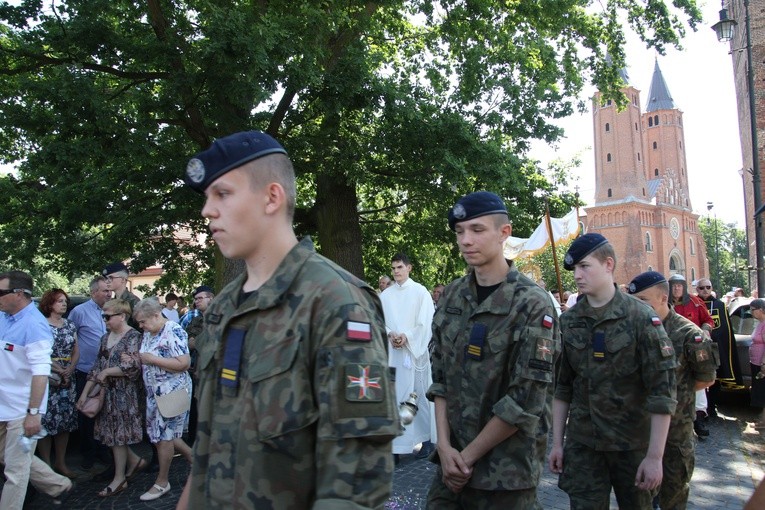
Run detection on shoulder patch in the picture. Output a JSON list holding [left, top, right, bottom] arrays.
[[207, 313, 222, 325], [346, 321, 371, 342], [651, 316, 662, 326], [542, 315, 553, 329], [659, 338, 675, 358], [694, 334, 703, 343], [696, 350, 709, 362], [345, 364, 384, 401]]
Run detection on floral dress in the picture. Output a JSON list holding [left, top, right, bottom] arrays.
[[88, 329, 144, 446], [141, 321, 192, 443], [42, 319, 78, 435]]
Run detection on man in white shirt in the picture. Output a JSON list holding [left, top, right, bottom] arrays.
[[380, 253, 436, 459], [0, 271, 72, 508], [162, 292, 180, 323]]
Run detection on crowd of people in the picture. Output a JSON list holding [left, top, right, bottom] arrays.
[[1, 129, 762, 509], [0, 262, 213, 508]]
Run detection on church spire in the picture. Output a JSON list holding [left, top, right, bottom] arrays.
[[646, 59, 676, 112]]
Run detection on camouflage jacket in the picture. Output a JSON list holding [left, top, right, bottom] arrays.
[[188, 238, 399, 510], [427, 262, 560, 491], [557, 289, 678, 451], [118, 289, 141, 330], [663, 310, 719, 446]]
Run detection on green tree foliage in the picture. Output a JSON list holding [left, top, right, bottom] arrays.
[[0, 0, 701, 289], [699, 218, 749, 295]]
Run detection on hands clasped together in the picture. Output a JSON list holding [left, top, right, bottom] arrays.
[[438, 443, 474, 493], [388, 332, 408, 350]]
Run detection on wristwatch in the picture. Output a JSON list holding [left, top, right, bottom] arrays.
[[26, 408, 39, 416]]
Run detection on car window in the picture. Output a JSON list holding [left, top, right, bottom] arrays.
[[736, 308, 760, 335]]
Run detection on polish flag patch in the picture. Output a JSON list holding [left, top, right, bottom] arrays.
[[542, 315, 553, 329], [694, 335, 703, 343], [651, 317, 662, 326], [347, 321, 371, 342], [3, 343, 13, 351]]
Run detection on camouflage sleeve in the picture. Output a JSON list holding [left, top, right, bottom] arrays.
[[491, 295, 559, 436], [685, 331, 719, 383], [426, 307, 447, 401], [185, 315, 204, 339], [639, 315, 678, 415], [553, 314, 574, 403], [313, 301, 399, 509]]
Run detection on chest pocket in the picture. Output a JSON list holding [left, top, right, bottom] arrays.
[[605, 332, 639, 377], [246, 334, 319, 442]]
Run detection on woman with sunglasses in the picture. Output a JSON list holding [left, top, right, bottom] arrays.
[[76, 299, 146, 497]]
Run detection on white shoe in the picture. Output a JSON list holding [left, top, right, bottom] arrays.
[[139, 483, 171, 501]]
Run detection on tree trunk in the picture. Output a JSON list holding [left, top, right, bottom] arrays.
[[314, 172, 365, 279]]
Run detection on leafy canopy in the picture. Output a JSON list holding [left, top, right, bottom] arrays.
[[0, 0, 701, 291]]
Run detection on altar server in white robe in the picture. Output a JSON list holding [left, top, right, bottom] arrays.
[[380, 253, 436, 457]]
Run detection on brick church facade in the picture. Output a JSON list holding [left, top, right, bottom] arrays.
[[584, 61, 710, 286]]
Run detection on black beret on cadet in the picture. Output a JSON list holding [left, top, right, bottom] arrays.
[[448, 191, 508, 231], [628, 271, 667, 295], [184, 131, 288, 193], [193, 285, 214, 297], [563, 233, 609, 270], [102, 261, 128, 276]]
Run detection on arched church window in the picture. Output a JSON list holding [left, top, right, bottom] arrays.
[[648, 117, 653, 127], [653, 141, 657, 149], [655, 168, 659, 176], [654, 115, 659, 125], [608, 188, 612, 198], [607, 153, 612, 162], [645, 232, 653, 252], [605, 123, 610, 132], [690, 238, 695, 255]]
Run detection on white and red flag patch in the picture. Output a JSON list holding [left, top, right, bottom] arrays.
[[347, 321, 371, 341], [541, 315, 553, 329], [651, 316, 662, 326]]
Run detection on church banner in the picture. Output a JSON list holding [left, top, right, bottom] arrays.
[[503, 209, 580, 260]]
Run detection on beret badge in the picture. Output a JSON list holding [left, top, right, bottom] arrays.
[[452, 203, 466, 220], [564, 253, 573, 267], [628, 283, 636, 293], [186, 158, 206, 184]]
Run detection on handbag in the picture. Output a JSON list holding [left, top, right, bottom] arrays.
[[80, 383, 105, 418], [155, 385, 191, 418]]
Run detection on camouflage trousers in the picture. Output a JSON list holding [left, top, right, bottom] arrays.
[[558, 440, 656, 510], [658, 441, 695, 510], [426, 468, 541, 509]]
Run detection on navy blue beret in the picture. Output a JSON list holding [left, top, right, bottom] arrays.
[[448, 191, 508, 231], [102, 261, 128, 276], [184, 131, 288, 193], [628, 271, 667, 294], [193, 285, 214, 297], [563, 233, 609, 270]]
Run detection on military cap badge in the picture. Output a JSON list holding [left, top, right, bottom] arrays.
[[186, 158, 205, 184], [452, 203, 466, 220]]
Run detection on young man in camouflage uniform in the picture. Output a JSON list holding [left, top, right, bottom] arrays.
[[177, 131, 400, 509], [629, 271, 719, 510], [427, 191, 559, 509], [549, 233, 678, 510]]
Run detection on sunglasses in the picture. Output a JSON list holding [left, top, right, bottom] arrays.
[[102, 313, 122, 321], [0, 289, 24, 297], [696, 286, 712, 290]]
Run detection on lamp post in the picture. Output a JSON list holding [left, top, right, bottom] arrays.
[[707, 202, 721, 289], [713, 0, 764, 297]]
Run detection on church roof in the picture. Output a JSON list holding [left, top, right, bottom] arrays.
[[647, 178, 662, 199], [645, 59, 676, 112], [605, 53, 630, 85]]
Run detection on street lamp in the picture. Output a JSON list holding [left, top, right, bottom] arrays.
[[707, 202, 721, 289], [713, 0, 763, 297]]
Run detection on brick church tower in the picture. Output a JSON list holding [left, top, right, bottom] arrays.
[[585, 60, 709, 285]]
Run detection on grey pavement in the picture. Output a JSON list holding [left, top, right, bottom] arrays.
[[14, 392, 764, 509]]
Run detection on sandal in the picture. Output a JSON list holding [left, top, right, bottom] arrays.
[[126, 457, 148, 480], [140, 482, 171, 501], [98, 479, 127, 498]]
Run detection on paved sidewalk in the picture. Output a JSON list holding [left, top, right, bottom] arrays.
[[387, 394, 765, 509], [15, 393, 764, 509]]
